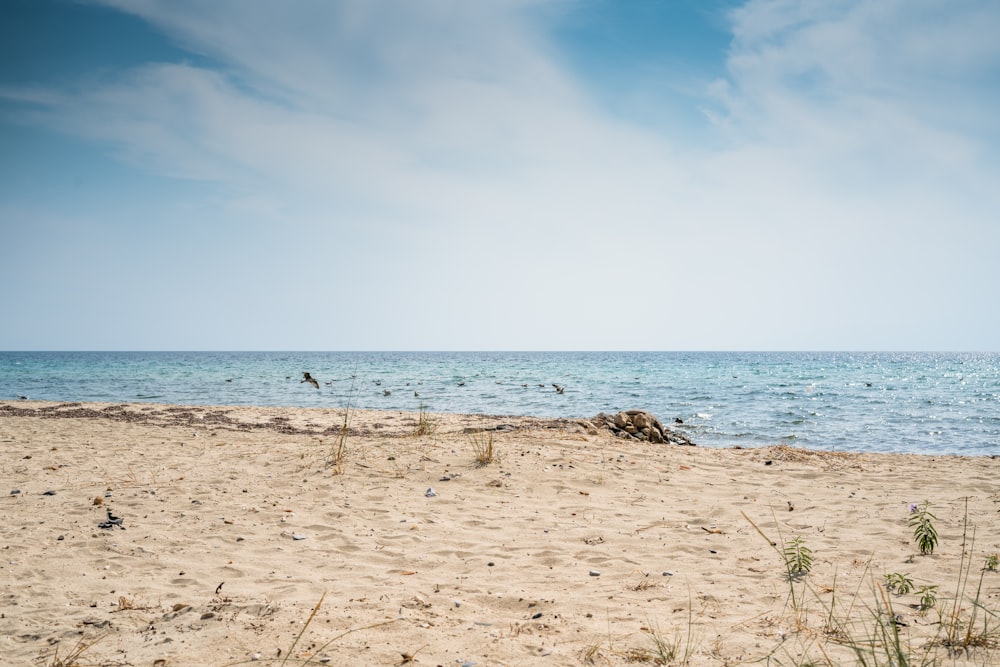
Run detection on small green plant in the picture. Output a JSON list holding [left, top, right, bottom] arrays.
[[917, 584, 938, 611], [908, 501, 938, 555], [985, 553, 999, 572], [884, 572, 914, 595], [783, 536, 813, 577], [469, 426, 496, 467]]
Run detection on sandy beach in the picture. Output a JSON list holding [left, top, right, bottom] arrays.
[[1, 400, 998, 666]]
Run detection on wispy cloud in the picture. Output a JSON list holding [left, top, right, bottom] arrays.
[[717, 0, 1000, 186]]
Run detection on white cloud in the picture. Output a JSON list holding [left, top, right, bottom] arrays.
[[718, 0, 1000, 183], [3, 0, 999, 349]]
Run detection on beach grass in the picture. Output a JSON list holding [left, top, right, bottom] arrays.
[[413, 404, 437, 437], [326, 407, 349, 474], [469, 424, 496, 467], [743, 500, 1000, 666], [45, 635, 103, 667]]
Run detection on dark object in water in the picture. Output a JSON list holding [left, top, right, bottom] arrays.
[[301, 372, 319, 389]]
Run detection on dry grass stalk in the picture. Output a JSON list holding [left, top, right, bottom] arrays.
[[413, 405, 437, 437], [469, 427, 496, 467]]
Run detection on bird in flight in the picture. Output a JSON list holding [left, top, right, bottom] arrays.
[[301, 372, 319, 389]]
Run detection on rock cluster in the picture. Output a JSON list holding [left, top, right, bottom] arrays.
[[591, 410, 695, 446]]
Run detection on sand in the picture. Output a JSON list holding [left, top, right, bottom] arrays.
[[1, 400, 998, 666]]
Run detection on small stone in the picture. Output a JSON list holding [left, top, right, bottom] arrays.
[[531, 612, 543, 619], [251, 653, 262, 661], [42, 490, 56, 496], [57, 535, 65, 541], [662, 571, 673, 576], [292, 534, 307, 540], [425, 487, 437, 498], [589, 570, 601, 577], [9, 490, 19, 495]]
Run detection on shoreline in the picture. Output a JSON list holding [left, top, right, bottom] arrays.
[[3, 399, 995, 459], [0, 399, 589, 439], [2, 400, 998, 665]]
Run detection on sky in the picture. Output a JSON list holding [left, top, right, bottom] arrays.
[[1, 0, 998, 351]]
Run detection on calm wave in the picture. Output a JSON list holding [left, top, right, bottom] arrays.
[[2, 351, 998, 456]]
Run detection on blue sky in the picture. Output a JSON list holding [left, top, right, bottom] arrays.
[[1, 0, 998, 351]]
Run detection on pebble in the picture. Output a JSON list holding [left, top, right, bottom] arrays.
[[251, 653, 261, 661], [662, 571, 673, 576], [589, 570, 601, 577], [425, 487, 437, 498], [9, 490, 20, 495], [42, 490, 57, 496], [292, 534, 307, 540]]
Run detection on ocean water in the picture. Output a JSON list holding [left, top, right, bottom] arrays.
[[1, 351, 998, 456]]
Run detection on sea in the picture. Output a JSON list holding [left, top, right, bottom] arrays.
[[1, 351, 998, 456]]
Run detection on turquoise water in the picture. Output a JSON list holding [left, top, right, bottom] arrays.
[[2, 351, 998, 455]]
